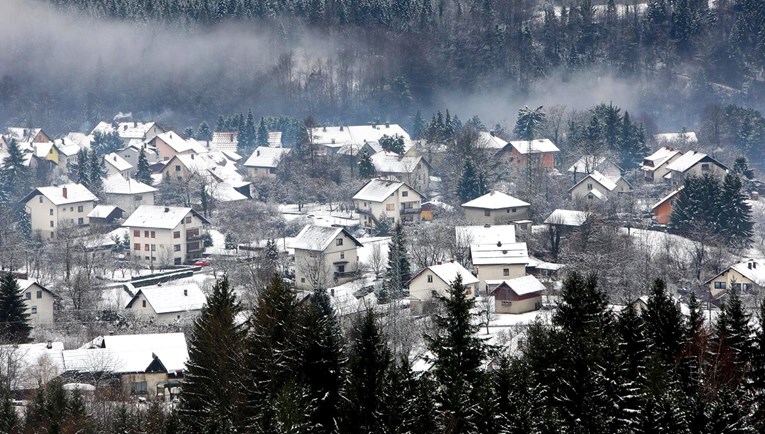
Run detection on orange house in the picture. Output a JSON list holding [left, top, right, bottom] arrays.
[[497, 139, 559, 171], [651, 187, 684, 225]]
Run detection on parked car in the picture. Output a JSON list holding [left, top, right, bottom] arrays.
[[193, 259, 210, 267]]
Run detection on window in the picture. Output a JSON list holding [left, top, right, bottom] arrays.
[[134, 243, 140, 250], [151, 244, 156, 252], [340, 252, 345, 259], [131, 381, 148, 395], [511, 208, 517, 213], [183, 289, 188, 296], [174, 231, 180, 239], [150, 231, 156, 238], [142, 300, 147, 307], [501, 300, 512, 306], [144, 244, 149, 251], [587, 183, 593, 190], [337, 265, 345, 273], [174, 258, 182, 265], [144, 231, 149, 238], [701, 163, 710, 171], [484, 210, 491, 216], [386, 203, 395, 211], [503, 268, 510, 277], [714, 281, 726, 289], [134, 230, 140, 237], [70, 207, 73, 212], [336, 238, 343, 246], [402, 191, 408, 197], [77, 218, 83, 225], [31, 307, 37, 314], [50, 221, 54, 227], [174, 244, 181, 252], [25, 292, 31, 300], [743, 283, 753, 291], [135, 195, 142, 201], [301, 278, 305, 283], [38, 196, 43, 203], [587, 194, 594, 200], [78, 205, 83, 212], [36, 291, 42, 299], [185, 216, 192, 224], [175, 165, 181, 172], [49, 209, 53, 216], [427, 275, 433, 283]]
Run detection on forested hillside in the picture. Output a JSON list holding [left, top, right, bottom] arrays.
[[1, 0, 763, 132]]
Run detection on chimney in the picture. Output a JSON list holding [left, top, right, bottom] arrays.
[[449, 259, 454, 263], [164, 207, 170, 212], [113, 155, 117, 161], [331, 139, 335, 144], [497, 241, 502, 247], [256, 150, 260, 156], [330, 288, 335, 296], [340, 126, 344, 131], [385, 122, 390, 128], [749, 262, 753, 270], [322, 126, 327, 132], [46, 340, 52, 349], [134, 121, 137, 127], [191, 154, 195, 159], [62, 187, 67, 198], [169, 133, 173, 139], [183, 289, 188, 296], [489, 130, 495, 137], [437, 261, 442, 265]]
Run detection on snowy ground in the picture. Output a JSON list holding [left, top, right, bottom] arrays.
[[279, 203, 360, 228]]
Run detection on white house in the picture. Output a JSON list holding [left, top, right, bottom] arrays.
[[309, 123, 411, 154], [490, 275, 545, 314], [370, 152, 431, 191], [102, 174, 157, 214], [470, 242, 530, 291], [407, 261, 479, 303], [18, 279, 57, 326], [147, 131, 196, 162], [122, 205, 210, 266], [125, 282, 206, 323], [22, 183, 98, 239], [291, 225, 363, 290], [91, 121, 164, 144], [243, 146, 291, 178], [353, 178, 424, 227], [664, 150, 728, 185], [568, 170, 632, 202], [567, 155, 622, 182], [705, 259, 765, 297], [641, 147, 682, 183], [117, 142, 159, 172], [103, 153, 133, 179], [461, 191, 530, 225], [160, 152, 250, 203]]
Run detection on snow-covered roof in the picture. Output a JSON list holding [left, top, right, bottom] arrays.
[[642, 147, 681, 171], [60, 132, 93, 149], [93, 121, 159, 140], [352, 178, 417, 202], [127, 282, 206, 314], [64, 332, 188, 374], [654, 132, 698, 144], [651, 186, 684, 210], [87, 205, 121, 219], [461, 191, 530, 210], [508, 138, 560, 154], [0, 342, 65, 390], [588, 188, 607, 200], [493, 275, 546, 296], [416, 262, 479, 286], [544, 209, 589, 226], [665, 150, 726, 173], [104, 153, 133, 172], [310, 124, 411, 148], [567, 155, 619, 174], [470, 242, 529, 266], [478, 131, 509, 149], [290, 225, 362, 251], [155, 131, 193, 153], [31, 183, 98, 206], [102, 174, 158, 195], [122, 205, 209, 230], [455, 225, 516, 246], [6, 127, 44, 142], [34, 142, 55, 159], [220, 150, 242, 162], [371, 152, 425, 174], [170, 152, 246, 186], [568, 170, 618, 192], [268, 131, 283, 147], [205, 182, 248, 202], [57, 143, 82, 157], [243, 146, 291, 169], [729, 260, 765, 286]]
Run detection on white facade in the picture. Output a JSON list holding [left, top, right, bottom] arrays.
[[292, 226, 362, 290], [23, 184, 98, 239], [123, 206, 209, 266], [353, 179, 423, 227], [19, 280, 56, 325], [408, 262, 479, 303]]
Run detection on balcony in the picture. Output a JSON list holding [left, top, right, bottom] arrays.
[[186, 241, 203, 253], [400, 207, 421, 215]]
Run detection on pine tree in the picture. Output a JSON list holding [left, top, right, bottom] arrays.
[[513, 106, 546, 141], [135, 146, 153, 186], [411, 110, 425, 140], [257, 117, 269, 146], [195, 121, 213, 141], [215, 115, 226, 132], [75, 149, 91, 188], [89, 150, 106, 196], [706, 387, 756, 434], [751, 298, 765, 425], [244, 109, 257, 150], [670, 174, 722, 238], [712, 287, 753, 388], [719, 172, 753, 247], [179, 276, 247, 433], [383, 224, 410, 299], [425, 273, 487, 432], [0, 274, 31, 344], [358, 150, 374, 179], [379, 134, 405, 155], [643, 279, 686, 364], [342, 309, 391, 434], [0, 385, 18, 434], [0, 138, 32, 201], [456, 158, 486, 203]]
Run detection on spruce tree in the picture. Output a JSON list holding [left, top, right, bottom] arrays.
[[643, 279, 686, 364], [719, 172, 753, 247], [179, 276, 247, 433], [383, 223, 410, 299], [0, 138, 31, 201], [712, 287, 753, 387], [0, 274, 31, 344], [0, 385, 18, 434], [425, 273, 487, 433], [750, 299, 765, 425], [706, 387, 756, 434], [513, 106, 545, 141], [358, 150, 374, 178], [195, 121, 212, 141], [75, 149, 90, 188], [379, 134, 405, 155], [89, 150, 106, 196], [456, 158, 486, 203], [135, 146, 153, 186], [257, 117, 269, 146], [244, 109, 257, 150], [411, 110, 425, 140]]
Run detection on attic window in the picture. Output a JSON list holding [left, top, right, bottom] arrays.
[[484, 210, 491, 217], [587, 183, 593, 190], [503, 268, 509, 277], [142, 300, 147, 307], [427, 275, 433, 283], [39, 196, 43, 203], [336, 238, 343, 246], [402, 191, 408, 197]]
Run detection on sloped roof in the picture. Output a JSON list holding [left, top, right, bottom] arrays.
[[6, 127, 43, 142], [544, 209, 589, 226], [92, 121, 159, 140], [64, 332, 188, 374], [508, 138, 560, 154], [126, 282, 206, 314], [352, 178, 415, 202], [455, 225, 516, 246], [651, 186, 684, 210], [665, 150, 727, 173], [493, 275, 546, 296], [478, 131, 509, 149], [414, 262, 479, 286], [104, 153, 133, 172], [123, 205, 209, 230], [654, 132, 698, 144], [704, 259, 765, 286], [243, 146, 291, 169], [291, 225, 362, 251], [642, 147, 681, 171], [567, 155, 621, 174], [310, 124, 411, 147], [461, 191, 530, 210], [87, 205, 122, 219], [34, 142, 56, 159], [371, 152, 425, 174], [0, 342, 65, 390], [154, 131, 193, 153], [28, 183, 98, 206], [470, 242, 529, 266], [102, 174, 158, 195], [568, 170, 618, 192]]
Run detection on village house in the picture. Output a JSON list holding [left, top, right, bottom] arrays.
[[568, 170, 632, 202], [147, 131, 196, 162], [117, 142, 159, 172], [91, 121, 164, 144], [125, 282, 206, 323], [268, 131, 283, 147], [61, 333, 187, 400], [461, 191, 530, 225], [664, 150, 728, 185], [18, 279, 57, 326], [407, 261, 480, 305], [160, 152, 250, 202], [309, 123, 412, 154], [370, 151, 431, 191], [654, 131, 698, 147], [705, 259, 765, 298], [243, 146, 291, 178], [490, 275, 545, 314], [353, 178, 424, 227], [22, 183, 98, 239], [102, 174, 157, 214], [292, 225, 363, 290], [103, 153, 133, 179], [470, 241, 530, 292], [0, 341, 65, 394], [455, 224, 516, 263], [210, 131, 238, 153], [651, 186, 684, 225], [495, 138, 560, 171], [567, 155, 622, 182], [4, 127, 52, 144], [87, 205, 125, 228], [122, 205, 210, 266], [641, 147, 682, 183]]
